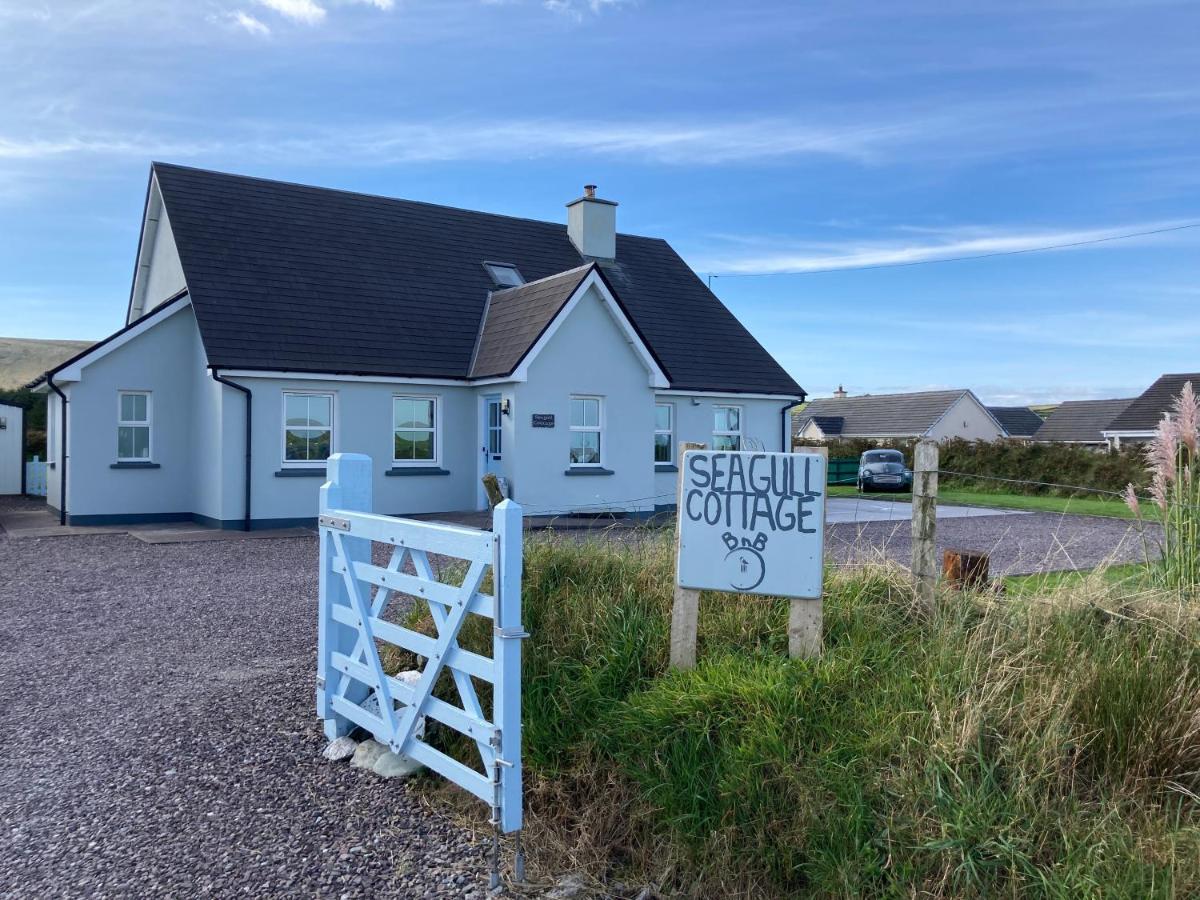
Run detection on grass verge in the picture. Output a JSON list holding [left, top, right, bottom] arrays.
[[404, 534, 1199, 898]]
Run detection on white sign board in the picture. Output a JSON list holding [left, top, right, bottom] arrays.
[[676, 450, 825, 599]]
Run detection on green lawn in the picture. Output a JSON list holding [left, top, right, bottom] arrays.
[[827, 483, 1142, 519], [1003, 562, 1148, 596]]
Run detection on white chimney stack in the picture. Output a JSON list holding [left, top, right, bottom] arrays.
[[566, 184, 617, 259]]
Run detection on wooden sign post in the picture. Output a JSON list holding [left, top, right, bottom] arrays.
[[670, 442, 705, 670], [671, 444, 827, 668], [788, 445, 827, 658]]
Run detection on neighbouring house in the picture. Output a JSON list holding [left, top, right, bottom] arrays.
[[30, 164, 804, 528], [1103, 372, 1200, 449], [986, 406, 1045, 439], [792, 389, 1007, 443], [1032, 398, 1135, 447]]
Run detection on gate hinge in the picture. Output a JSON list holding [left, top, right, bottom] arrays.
[[493, 626, 530, 639], [318, 514, 350, 532], [316, 676, 326, 691]]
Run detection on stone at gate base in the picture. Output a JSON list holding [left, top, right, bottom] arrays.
[[349, 738, 425, 780]]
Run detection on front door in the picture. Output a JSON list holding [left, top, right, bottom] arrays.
[[483, 395, 503, 478]]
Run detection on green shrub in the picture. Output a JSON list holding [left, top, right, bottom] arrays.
[[798, 437, 1147, 497]]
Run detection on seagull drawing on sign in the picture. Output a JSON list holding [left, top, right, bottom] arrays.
[[722, 531, 768, 592]]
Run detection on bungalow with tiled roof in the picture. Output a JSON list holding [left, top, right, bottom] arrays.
[[31, 165, 803, 527], [792, 389, 1006, 443]]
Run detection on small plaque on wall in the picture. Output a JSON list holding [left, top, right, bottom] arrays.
[[531, 413, 555, 428]]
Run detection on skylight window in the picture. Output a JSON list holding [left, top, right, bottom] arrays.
[[484, 262, 525, 288]]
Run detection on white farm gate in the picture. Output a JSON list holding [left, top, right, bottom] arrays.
[[25, 456, 49, 497], [316, 453, 526, 886]]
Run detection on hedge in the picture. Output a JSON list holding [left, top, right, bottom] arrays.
[[793, 437, 1148, 497]]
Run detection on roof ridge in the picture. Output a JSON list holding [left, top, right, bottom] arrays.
[[151, 162, 660, 242]]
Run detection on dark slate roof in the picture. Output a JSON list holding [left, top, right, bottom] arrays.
[[1107, 373, 1200, 432], [470, 265, 592, 378], [150, 163, 803, 396], [1033, 398, 1134, 443], [810, 415, 844, 435], [987, 406, 1044, 438], [791, 389, 973, 437]]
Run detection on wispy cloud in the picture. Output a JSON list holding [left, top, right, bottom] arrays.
[[543, 0, 633, 17], [229, 10, 272, 35], [702, 221, 1200, 274], [0, 116, 917, 166], [256, 0, 327, 25]]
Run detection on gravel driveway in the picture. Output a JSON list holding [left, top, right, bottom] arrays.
[[827, 509, 1156, 575], [0, 497, 486, 899]]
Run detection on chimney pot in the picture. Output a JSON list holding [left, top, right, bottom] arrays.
[[584, 184, 597, 198]]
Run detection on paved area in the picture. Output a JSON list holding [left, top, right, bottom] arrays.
[[0, 497, 313, 542], [0, 496, 488, 899], [824, 496, 1029, 524]]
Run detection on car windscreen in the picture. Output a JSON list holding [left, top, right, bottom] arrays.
[[863, 451, 903, 463]]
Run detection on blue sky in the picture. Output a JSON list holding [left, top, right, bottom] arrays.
[[1, 0, 1197, 403]]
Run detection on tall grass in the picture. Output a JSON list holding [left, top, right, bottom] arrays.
[[1125, 381, 1200, 593], [404, 533, 1200, 897]]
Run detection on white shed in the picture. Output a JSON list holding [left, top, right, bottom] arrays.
[[0, 403, 23, 495]]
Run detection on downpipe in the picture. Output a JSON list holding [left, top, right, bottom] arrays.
[[210, 369, 253, 532], [47, 373, 68, 526]]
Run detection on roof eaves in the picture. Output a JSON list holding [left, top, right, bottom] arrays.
[[124, 165, 157, 326]]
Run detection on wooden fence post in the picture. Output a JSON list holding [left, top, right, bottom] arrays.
[[789, 445, 826, 658], [911, 440, 939, 610], [317, 452, 374, 739], [670, 441, 706, 670]]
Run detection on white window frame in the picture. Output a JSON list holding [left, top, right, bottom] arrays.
[[654, 402, 674, 464], [116, 390, 153, 462], [392, 394, 440, 467], [281, 390, 335, 468], [569, 395, 604, 468], [713, 404, 743, 451]]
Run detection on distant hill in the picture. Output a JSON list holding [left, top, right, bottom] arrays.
[[0, 337, 95, 389]]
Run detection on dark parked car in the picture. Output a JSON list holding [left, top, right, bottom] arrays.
[[857, 449, 913, 493]]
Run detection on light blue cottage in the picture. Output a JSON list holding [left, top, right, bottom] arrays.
[[33, 165, 805, 528]]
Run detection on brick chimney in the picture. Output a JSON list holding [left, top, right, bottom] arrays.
[[833, 384, 848, 398], [567, 184, 617, 259]]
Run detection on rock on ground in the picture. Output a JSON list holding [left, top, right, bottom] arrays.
[[372, 750, 424, 779], [322, 735, 359, 762], [350, 738, 389, 771]]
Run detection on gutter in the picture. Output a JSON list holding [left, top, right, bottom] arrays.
[[211, 369, 252, 532], [47, 373, 68, 526]]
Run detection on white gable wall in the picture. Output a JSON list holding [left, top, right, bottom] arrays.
[[927, 393, 1005, 441], [129, 179, 187, 323], [510, 282, 657, 515], [59, 305, 205, 521], [141, 205, 186, 314]]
